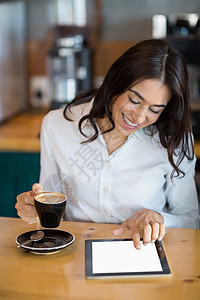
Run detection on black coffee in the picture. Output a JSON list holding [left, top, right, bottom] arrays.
[[34, 192, 67, 228]]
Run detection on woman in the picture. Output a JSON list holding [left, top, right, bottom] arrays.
[[16, 39, 199, 250]]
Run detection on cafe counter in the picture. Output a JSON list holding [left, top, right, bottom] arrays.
[[0, 111, 45, 153], [0, 111, 46, 217]]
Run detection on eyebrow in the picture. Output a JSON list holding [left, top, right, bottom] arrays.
[[128, 89, 167, 108]]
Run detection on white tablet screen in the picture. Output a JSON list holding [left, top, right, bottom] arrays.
[[92, 240, 162, 273]]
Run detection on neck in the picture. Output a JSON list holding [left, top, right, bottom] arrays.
[[97, 117, 128, 155]]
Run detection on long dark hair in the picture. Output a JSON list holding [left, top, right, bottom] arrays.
[[64, 39, 194, 177]]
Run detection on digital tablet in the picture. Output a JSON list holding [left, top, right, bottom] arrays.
[[85, 239, 171, 279]]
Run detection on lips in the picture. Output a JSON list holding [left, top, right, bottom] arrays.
[[122, 113, 140, 130]]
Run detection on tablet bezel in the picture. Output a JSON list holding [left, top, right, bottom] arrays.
[[85, 238, 171, 279]]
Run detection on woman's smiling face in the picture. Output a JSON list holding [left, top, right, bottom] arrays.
[[111, 79, 171, 137]]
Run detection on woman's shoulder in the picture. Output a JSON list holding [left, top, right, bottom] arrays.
[[42, 108, 65, 129], [134, 126, 161, 146], [135, 126, 196, 175], [43, 101, 93, 124], [65, 100, 93, 121]]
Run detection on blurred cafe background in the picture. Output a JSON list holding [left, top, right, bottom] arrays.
[[0, 0, 200, 218]]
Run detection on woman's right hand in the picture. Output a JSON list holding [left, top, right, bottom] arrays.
[[15, 183, 44, 224]]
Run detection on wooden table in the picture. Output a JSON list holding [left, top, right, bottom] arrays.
[[0, 217, 200, 300]]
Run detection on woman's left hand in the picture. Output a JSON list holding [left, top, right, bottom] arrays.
[[112, 209, 165, 250]]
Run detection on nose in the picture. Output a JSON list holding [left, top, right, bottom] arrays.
[[132, 108, 146, 124]]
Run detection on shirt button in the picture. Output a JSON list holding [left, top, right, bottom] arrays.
[[103, 186, 109, 192]]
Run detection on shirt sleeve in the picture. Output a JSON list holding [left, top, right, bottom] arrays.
[[158, 156, 200, 229], [39, 112, 63, 193]]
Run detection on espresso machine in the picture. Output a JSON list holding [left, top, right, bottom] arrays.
[[152, 13, 200, 63], [152, 13, 200, 139], [47, 26, 93, 109]]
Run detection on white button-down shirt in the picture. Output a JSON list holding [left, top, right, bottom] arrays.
[[39, 102, 199, 228]]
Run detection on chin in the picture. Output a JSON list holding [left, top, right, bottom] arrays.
[[119, 128, 136, 137]]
